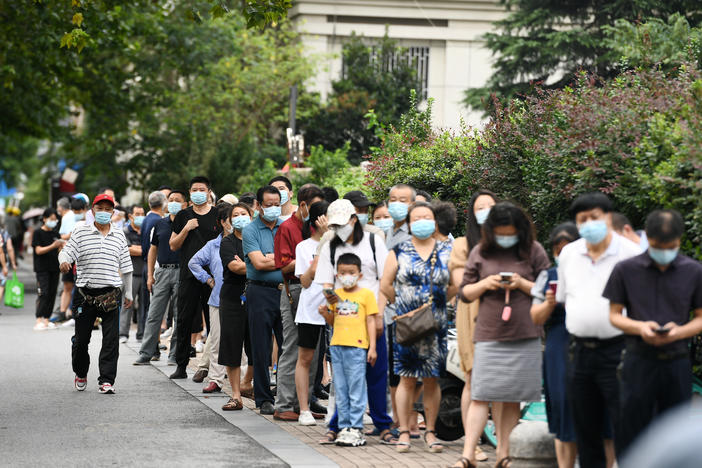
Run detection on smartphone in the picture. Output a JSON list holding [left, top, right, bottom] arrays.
[[499, 272, 514, 284], [655, 327, 670, 334], [323, 288, 337, 298]]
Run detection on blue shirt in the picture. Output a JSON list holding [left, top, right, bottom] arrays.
[[141, 212, 162, 267], [188, 234, 223, 307], [242, 216, 283, 283], [151, 216, 179, 266]]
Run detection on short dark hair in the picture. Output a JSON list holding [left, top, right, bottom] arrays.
[[157, 185, 172, 191], [302, 200, 329, 240], [269, 175, 292, 191], [466, 190, 498, 249], [405, 201, 435, 226], [232, 202, 253, 217], [337, 252, 362, 271], [256, 185, 282, 204], [431, 201, 457, 236], [42, 208, 57, 220], [322, 187, 339, 203], [70, 197, 87, 211], [416, 190, 432, 202], [239, 192, 256, 207], [610, 212, 633, 232], [189, 176, 211, 190], [298, 184, 325, 205], [569, 192, 613, 218], [128, 204, 144, 215], [645, 209, 684, 243], [217, 203, 234, 227], [169, 189, 188, 201], [549, 222, 580, 247], [481, 202, 535, 260]]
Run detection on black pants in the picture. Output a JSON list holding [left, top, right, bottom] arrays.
[[71, 287, 121, 385], [568, 338, 623, 468], [247, 283, 283, 407], [36, 271, 60, 319], [175, 277, 211, 368], [617, 350, 692, 457], [137, 270, 149, 339]]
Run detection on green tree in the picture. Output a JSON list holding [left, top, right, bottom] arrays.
[[464, 0, 702, 113]]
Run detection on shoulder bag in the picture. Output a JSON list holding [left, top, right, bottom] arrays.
[[393, 248, 439, 346]]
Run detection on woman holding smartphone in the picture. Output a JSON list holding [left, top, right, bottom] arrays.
[[453, 202, 550, 468]]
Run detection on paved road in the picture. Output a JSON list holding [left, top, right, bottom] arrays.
[[0, 277, 287, 467]]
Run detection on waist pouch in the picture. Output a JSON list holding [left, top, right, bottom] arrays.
[[79, 288, 120, 313]]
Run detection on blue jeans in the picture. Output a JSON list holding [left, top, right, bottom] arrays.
[[330, 345, 368, 430]]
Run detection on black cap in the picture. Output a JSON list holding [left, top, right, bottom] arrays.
[[343, 190, 373, 208]]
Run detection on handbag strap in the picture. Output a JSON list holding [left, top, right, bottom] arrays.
[[427, 246, 437, 305]]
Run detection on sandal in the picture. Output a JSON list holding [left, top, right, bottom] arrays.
[[222, 397, 243, 411], [424, 430, 444, 453], [379, 428, 399, 445], [449, 457, 476, 468], [318, 430, 337, 445], [396, 430, 411, 453], [475, 447, 488, 462], [495, 457, 512, 468]]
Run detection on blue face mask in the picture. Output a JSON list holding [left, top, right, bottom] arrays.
[[279, 190, 289, 205], [95, 211, 112, 225], [475, 208, 491, 225], [410, 219, 435, 240], [74, 213, 85, 222], [190, 191, 208, 206], [168, 202, 182, 215], [374, 218, 393, 232], [496, 235, 519, 249], [356, 213, 368, 226], [134, 215, 145, 227], [648, 247, 679, 266], [46, 220, 58, 229], [554, 255, 560, 266], [579, 220, 608, 245], [232, 215, 251, 232], [388, 202, 408, 222], [262, 206, 281, 222]]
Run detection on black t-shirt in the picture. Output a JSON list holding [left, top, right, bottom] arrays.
[[32, 229, 60, 273], [124, 224, 145, 275], [172, 206, 220, 279], [220, 234, 247, 287]]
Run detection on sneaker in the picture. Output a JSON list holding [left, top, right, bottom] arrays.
[[160, 327, 173, 339], [98, 383, 115, 394], [49, 311, 66, 323], [33, 323, 48, 331], [335, 428, 352, 446], [119, 336, 128, 344], [337, 428, 366, 447], [133, 355, 151, 366], [74, 375, 87, 391], [195, 340, 204, 353], [62, 318, 75, 328], [298, 410, 316, 426], [47, 322, 58, 330]]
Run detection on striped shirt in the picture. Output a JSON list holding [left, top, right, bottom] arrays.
[[58, 222, 133, 288]]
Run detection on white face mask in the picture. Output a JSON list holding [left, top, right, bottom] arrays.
[[335, 223, 354, 242], [338, 274, 359, 289]]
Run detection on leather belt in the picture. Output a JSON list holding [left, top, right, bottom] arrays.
[[573, 335, 625, 349], [628, 342, 689, 361], [159, 264, 179, 269], [249, 280, 283, 290]]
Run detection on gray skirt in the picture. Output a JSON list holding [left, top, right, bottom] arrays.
[[471, 338, 542, 402]]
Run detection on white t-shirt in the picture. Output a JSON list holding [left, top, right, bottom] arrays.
[[557, 233, 642, 339], [294, 238, 326, 325], [314, 231, 388, 296], [59, 210, 76, 235]]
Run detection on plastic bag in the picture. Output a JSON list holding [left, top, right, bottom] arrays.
[[4, 271, 24, 308]]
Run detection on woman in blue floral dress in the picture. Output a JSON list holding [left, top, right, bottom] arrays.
[[380, 201, 454, 455]]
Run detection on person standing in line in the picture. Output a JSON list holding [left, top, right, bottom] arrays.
[[273, 184, 326, 421], [269, 176, 297, 222], [385, 184, 415, 250], [219, 203, 255, 410], [556, 192, 641, 468], [611, 212, 649, 251], [242, 185, 285, 415], [530, 223, 580, 468], [134, 190, 187, 366], [55, 197, 76, 323], [58, 194, 133, 394], [169, 177, 221, 379], [120, 204, 145, 343], [604, 209, 702, 457], [139, 191, 168, 341], [32, 208, 63, 331], [371, 201, 393, 236]]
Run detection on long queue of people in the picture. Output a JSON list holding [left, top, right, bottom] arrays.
[[28, 176, 702, 467]]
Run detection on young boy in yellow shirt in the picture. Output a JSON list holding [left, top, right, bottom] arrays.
[[318, 252, 377, 447]]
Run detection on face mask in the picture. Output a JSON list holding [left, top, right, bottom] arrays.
[[225, 225, 234, 235], [190, 191, 208, 206], [95, 211, 112, 225], [578, 220, 608, 245], [262, 206, 281, 222], [338, 274, 359, 289], [335, 223, 354, 242], [300, 204, 310, 222], [496, 235, 519, 249], [388, 202, 408, 222], [356, 213, 369, 225], [475, 208, 491, 225], [410, 219, 436, 240], [279, 190, 289, 205], [648, 247, 679, 266], [74, 213, 85, 222], [168, 202, 182, 215], [374, 218, 394, 233], [134, 215, 145, 227], [46, 220, 58, 229], [232, 215, 251, 232], [253, 210, 259, 219]]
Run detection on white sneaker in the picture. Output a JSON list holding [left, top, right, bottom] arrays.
[[74, 375, 87, 391], [33, 323, 48, 331], [98, 383, 115, 394], [62, 318, 75, 328], [298, 410, 316, 426], [195, 340, 204, 353], [47, 322, 58, 330], [343, 428, 366, 447], [119, 336, 128, 344], [160, 327, 173, 339], [335, 428, 351, 446]]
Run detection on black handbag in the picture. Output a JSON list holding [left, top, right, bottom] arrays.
[[393, 249, 439, 346]]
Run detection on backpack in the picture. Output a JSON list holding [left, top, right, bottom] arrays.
[[330, 232, 378, 280]]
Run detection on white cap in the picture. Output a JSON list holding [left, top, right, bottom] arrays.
[[220, 194, 238, 205], [327, 199, 356, 226]]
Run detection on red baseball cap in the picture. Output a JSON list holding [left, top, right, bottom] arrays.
[[92, 194, 115, 207]]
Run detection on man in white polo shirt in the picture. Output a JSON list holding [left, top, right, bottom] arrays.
[[59, 194, 134, 394], [556, 192, 641, 468]]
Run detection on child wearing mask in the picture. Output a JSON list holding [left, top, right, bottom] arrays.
[[318, 253, 377, 447]]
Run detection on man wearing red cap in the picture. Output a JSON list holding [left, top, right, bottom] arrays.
[[58, 194, 134, 394]]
